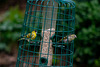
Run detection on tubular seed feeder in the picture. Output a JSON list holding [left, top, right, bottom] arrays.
[[16, 0, 75, 67]]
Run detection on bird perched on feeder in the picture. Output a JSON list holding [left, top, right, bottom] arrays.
[[18, 30, 37, 42], [58, 34, 77, 43]]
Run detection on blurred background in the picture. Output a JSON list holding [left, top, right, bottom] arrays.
[[0, 0, 100, 67]]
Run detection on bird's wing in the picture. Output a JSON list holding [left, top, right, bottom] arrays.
[[58, 35, 67, 43], [26, 33, 31, 38]]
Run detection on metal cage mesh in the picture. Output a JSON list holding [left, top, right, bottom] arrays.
[[16, 0, 75, 67]]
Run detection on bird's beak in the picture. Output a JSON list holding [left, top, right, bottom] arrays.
[[36, 32, 37, 34], [35, 30, 37, 34], [75, 35, 77, 38]]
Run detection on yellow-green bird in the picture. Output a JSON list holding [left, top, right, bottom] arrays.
[[58, 34, 77, 43], [18, 31, 37, 42]]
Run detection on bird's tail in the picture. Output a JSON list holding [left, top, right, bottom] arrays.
[[57, 39, 63, 43], [18, 38, 25, 41]]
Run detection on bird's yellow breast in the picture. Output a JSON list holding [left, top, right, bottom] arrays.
[[31, 31, 36, 39]]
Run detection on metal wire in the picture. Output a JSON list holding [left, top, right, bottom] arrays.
[[16, 0, 75, 67]]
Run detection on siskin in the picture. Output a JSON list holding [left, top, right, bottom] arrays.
[[58, 34, 77, 43], [18, 31, 37, 42]]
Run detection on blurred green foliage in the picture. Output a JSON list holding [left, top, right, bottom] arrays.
[[0, 7, 24, 53], [74, 0, 100, 67]]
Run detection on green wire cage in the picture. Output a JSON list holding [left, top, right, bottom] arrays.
[[16, 0, 75, 67]]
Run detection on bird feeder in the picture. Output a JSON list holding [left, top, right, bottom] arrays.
[[16, 0, 75, 67]]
